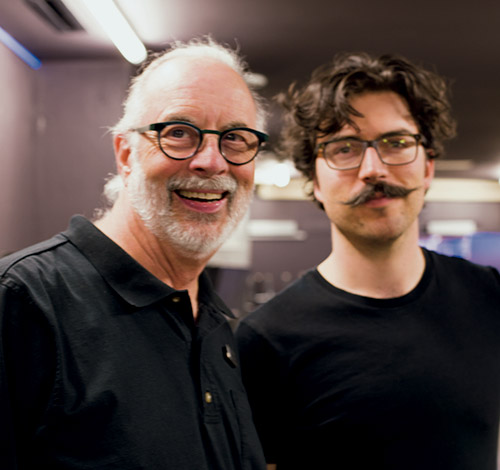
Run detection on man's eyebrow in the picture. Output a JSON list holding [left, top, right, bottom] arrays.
[[222, 121, 251, 130], [379, 129, 417, 137], [332, 128, 417, 140], [159, 115, 194, 124], [155, 117, 252, 130]]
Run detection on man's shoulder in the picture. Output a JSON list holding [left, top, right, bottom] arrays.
[[241, 270, 319, 326], [425, 248, 500, 279], [266, 268, 317, 301], [0, 216, 109, 289], [0, 234, 70, 281], [424, 248, 500, 295]]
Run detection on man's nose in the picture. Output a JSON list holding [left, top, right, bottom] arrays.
[[357, 145, 389, 181], [188, 135, 229, 175]]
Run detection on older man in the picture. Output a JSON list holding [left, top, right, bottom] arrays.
[[237, 53, 500, 469], [0, 38, 267, 469]]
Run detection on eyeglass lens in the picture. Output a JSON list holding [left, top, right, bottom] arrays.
[[323, 134, 419, 169], [159, 123, 260, 164]]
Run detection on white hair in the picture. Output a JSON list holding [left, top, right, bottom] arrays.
[[111, 36, 267, 137], [122, 146, 253, 259], [100, 36, 267, 209]]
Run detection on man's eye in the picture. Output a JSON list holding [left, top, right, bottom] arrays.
[[337, 145, 353, 154], [162, 125, 198, 142], [166, 127, 190, 139], [329, 141, 358, 155], [383, 136, 413, 148], [171, 129, 186, 138], [225, 132, 245, 142]]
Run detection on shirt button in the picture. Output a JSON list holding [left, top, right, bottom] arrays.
[[171, 296, 181, 303], [205, 391, 213, 404], [223, 344, 238, 368]]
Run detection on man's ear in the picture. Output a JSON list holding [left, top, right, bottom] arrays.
[[114, 134, 132, 179], [423, 157, 435, 192], [313, 176, 324, 205]]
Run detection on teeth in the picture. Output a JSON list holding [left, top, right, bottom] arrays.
[[178, 190, 223, 201]]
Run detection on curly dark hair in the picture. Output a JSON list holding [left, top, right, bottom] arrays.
[[277, 52, 457, 203]]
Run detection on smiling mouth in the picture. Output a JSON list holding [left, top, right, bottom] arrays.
[[176, 190, 227, 202]]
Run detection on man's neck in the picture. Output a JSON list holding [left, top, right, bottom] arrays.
[[95, 200, 210, 319], [318, 227, 426, 299]]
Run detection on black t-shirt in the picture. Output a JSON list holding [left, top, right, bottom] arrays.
[[0, 215, 266, 470], [237, 249, 500, 469]]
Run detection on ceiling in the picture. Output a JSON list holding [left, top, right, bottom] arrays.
[[2, 0, 500, 181]]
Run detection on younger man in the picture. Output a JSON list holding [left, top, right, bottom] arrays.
[[237, 53, 500, 469]]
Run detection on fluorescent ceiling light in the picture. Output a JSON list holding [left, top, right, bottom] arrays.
[[62, 0, 147, 64], [0, 27, 41, 69], [82, 0, 147, 64]]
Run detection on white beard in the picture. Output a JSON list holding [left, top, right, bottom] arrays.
[[126, 149, 253, 259]]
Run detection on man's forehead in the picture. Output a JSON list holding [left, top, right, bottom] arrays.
[[342, 92, 415, 129], [146, 56, 244, 90], [315, 92, 418, 144], [140, 57, 256, 125], [348, 91, 413, 115]]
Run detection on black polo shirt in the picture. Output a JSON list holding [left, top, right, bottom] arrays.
[[0, 215, 265, 470]]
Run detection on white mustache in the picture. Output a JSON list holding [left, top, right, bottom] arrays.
[[166, 175, 238, 194]]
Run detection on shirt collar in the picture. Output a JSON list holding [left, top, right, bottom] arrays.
[[62, 215, 174, 307], [62, 215, 234, 318], [198, 271, 235, 319]]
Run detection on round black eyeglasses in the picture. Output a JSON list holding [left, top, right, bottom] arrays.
[[133, 121, 268, 166], [316, 133, 426, 170]]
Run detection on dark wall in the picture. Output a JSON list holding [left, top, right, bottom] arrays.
[[33, 60, 132, 241], [0, 44, 37, 253], [0, 52, 131, 255]]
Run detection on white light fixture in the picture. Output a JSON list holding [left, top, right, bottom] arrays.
[[248, 220, 307, 241], [426, 178, 500, 202], [426, 219, 477, 237], [269, 162, 291, 188], [62, 0, 147, 64], [255, 157, 298, 188]]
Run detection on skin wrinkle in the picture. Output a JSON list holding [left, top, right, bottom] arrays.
[[126, 147, 252, 260], [121, 57, 257, 267]]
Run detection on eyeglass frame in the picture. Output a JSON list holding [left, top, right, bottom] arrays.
[[316, 133, 427, 171], [132, 120, 269, 166]]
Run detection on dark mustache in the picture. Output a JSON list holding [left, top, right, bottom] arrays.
[[343, 182, 418, 207]]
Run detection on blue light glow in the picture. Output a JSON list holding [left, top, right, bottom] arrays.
[[0, 26, 41, 70]]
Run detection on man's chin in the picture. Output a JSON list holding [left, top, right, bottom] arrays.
[[158, 223, 230, 259]]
